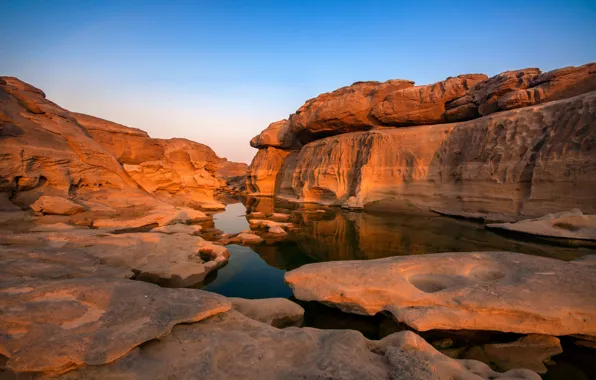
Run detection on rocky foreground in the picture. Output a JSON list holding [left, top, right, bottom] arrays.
[[247, 63, 596, 223]]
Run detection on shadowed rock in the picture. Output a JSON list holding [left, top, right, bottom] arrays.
[[230, 297, 304, 327], [42, 310, 540, 380], [285, 251, 596, 336]]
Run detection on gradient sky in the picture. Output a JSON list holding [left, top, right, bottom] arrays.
[[2, 0, 595, 163]]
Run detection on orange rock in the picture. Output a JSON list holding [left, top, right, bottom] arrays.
[[250, 119, 299, 149], [30, 196, 86, 215], [285, 251, 596, 336]]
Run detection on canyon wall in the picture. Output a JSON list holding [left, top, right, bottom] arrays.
[[247, 63, 596, 219], [0, 77, 246, 212]]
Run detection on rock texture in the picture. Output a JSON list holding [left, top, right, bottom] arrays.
[[43, 310, 539, 380], [247, 63, 596, 218], [0, 228, 229, 288], [0, 277, 231, 375], [74, 112, 246, 207], [250, 119, 299, 149], [285, 251, 596, 336], [289, 79, 415, 143], [487, 209, 596, 241], [30, 196, 86, 215]]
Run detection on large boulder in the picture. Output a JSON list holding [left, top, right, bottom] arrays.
[[43, 310, 539, 380], [0, 277, 231, 375], [285, 251, 596, 336], [370, 74, 488, 126], [250, 119, 299, 149], [289, 79, 414, 143]]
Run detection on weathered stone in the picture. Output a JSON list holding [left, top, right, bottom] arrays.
[[245, 147, 292, 195], [285, 251, 596, 336], [230, 297, 304, 327], [44, 310, 540, 380], [30, 196, 86, 215], [289, 79, 415, 143], [274, 91, 596, 218], [461, 335, 562, 374], [0, 278, 231, 375], [250, 119, 299, 149], [92, 206, 208, 229], [370, 74, 487, 126], [228, 232, 264, 245], [487, 209, 596, 241], [0, 229, 229, 288], [472, 68, 542, 116]]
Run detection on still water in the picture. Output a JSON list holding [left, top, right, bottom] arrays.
[[205, 197, 594, 299]]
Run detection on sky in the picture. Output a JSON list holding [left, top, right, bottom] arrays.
[[1, 1, 595, 163]]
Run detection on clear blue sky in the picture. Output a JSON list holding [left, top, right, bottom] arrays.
[[2, 0, 595, 163]]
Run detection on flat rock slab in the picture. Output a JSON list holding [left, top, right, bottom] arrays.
[[285, 251, 596, 336], [0, 246, 132, 281], [487, 209, 596, 241], [92, 207, 208, 229], [44, 310, 539, 380], [0, 229, 230, 287], [0, 278, 231, 375]]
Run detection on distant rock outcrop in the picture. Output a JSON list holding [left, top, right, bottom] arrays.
[[0, 76, 246, 213], [246, 62, 596, 219]]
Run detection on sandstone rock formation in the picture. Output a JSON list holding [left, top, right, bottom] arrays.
[[487, 209, 596, 241], [74, 112, 246, 208], [43, 310, 540, 380], [0, 228, 229, 288], [250, 119, 299, 149], [30, 196, 86, 215], [285, 251, 596, 336], [246, 62, 596, 219], [0, 277, 231, 375], [0, 76, 246, 217]]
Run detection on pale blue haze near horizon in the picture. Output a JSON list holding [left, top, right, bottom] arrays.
[[1, 0, 595, 163]]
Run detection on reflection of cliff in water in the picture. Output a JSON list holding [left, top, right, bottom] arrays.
[[290, 208, 593, 262]]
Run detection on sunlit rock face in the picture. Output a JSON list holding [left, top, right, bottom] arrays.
[[74, 113, 247, 207], [0, 77, 143, 209], [247, 63, 596, 218]]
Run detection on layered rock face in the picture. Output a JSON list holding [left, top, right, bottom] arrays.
[[0, 77, 246, 213], [74, 112, 247, 207], [247, 63, 596, 218]]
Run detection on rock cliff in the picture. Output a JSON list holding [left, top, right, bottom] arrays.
[[247, 63, 596, 219], [0, 77, 247, 212]]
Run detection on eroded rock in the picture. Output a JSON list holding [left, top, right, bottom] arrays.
[[250, 119, 299, 149], [30, 196, 86, 215], [285, 251, 596, 336], [487, 209, 596, 241], [43, 310, 539, 380], [0, 278, 231, 375]]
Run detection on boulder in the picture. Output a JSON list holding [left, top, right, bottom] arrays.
[[487, 209, 596, 241], [43, 310, 539, 380], [250, 119, 299, 149], [285, 251, 596, 336], [289, 79, 414, 143], [229, 297, 304, 327], [370, 74, 488, 126], [461, 335, 562, 374], [30, 196, 86, 215], [228, 232, 264, 245], [0, 277, 231, 375]]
